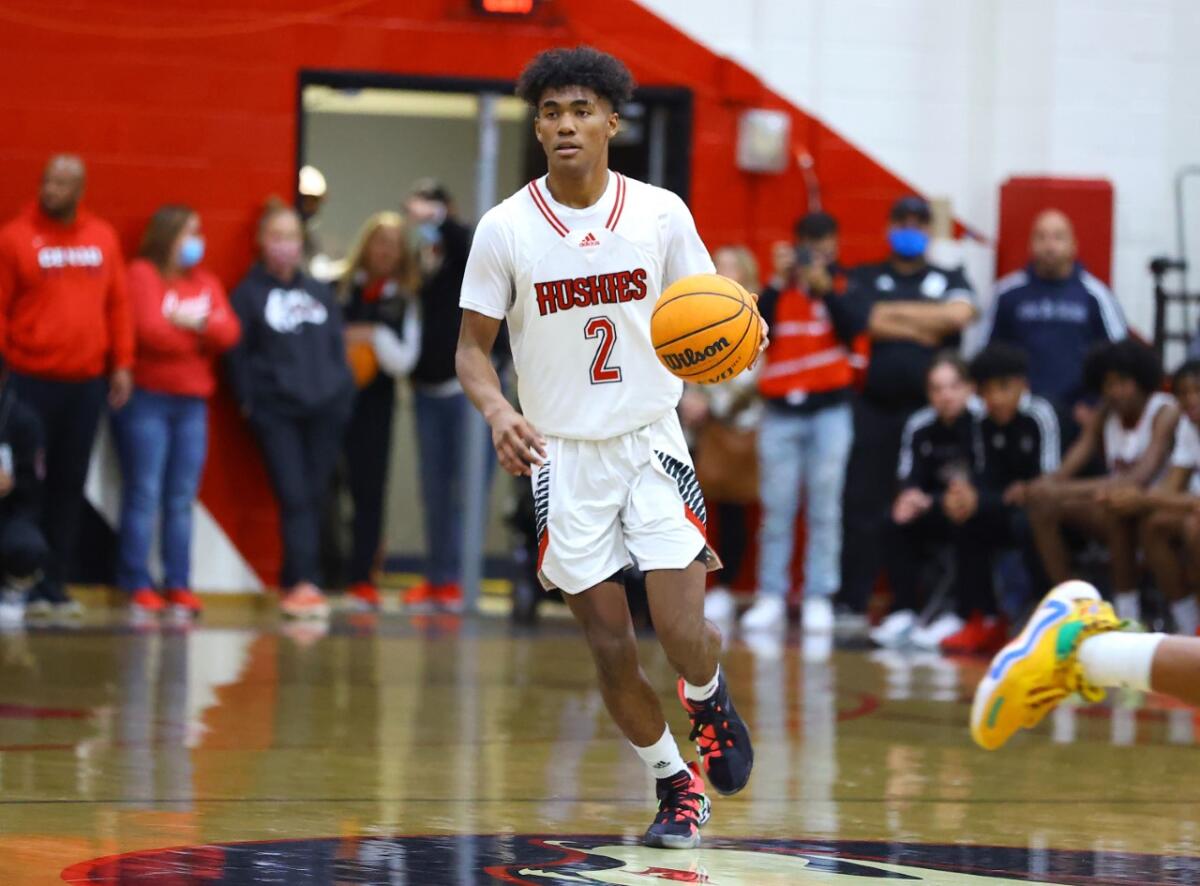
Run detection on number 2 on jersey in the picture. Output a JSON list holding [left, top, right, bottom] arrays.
[[584, 316, 622, 384]]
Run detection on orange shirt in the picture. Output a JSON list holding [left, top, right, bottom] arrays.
[[126, 259, 241, 398], [757, 286, 853, 400], [0, 203, 133, 380]]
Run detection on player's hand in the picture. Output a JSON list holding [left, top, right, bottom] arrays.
[[1098, 483, 1144, 515], [747, 294, 770, 370], [489, 406, 547, 477], [1002, 481, 1026, 506]]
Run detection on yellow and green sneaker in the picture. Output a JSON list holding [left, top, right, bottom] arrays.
[[971, 580, 1123, 750]]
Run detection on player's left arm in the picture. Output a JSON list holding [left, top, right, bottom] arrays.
[[661, 192, 769, 359]]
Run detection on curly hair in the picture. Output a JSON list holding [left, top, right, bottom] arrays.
[[1083, 339, 1163, 395], [969, 343, 1029, 385], [515, 46, 636, 111]]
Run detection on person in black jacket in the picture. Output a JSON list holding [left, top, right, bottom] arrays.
[[825, 196, 977, 620], [402, 180, 479, 611], [939, 345, 1060, 654], [0, 359, 50, 625], [871, 353, 982, 650], [337, 212, 422, 610], [226, 200, 355, 620]]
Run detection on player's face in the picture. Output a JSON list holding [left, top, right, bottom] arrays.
[[980, 376, 1026, 426], [1102, 371, 1142, 421], [927, 363, 971, 423], [1175, 375, 1200, 426], [534, 86, 619, 173]]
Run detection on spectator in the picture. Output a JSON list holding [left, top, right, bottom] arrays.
[[1122, 361, 1200, 635], [828, 195, 977, 619], [299, 165, 340, 282], [738, 213, 854, 634], [683, 245, 762, 624], [0, 153, 133, 619], [1026, 340, 1179, 623], [338, 211, 422, 611], [939, 345, 1060, 654], [226, 200, 354, 620], [0, 357, 50, 626], [871, 353, 981, 649], [981, 209, 1126, 428], [404, 180, 477, 611], [113, 206, 241, 620]]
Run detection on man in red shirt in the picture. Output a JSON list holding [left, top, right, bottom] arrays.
[[0, 154, 134, 617]]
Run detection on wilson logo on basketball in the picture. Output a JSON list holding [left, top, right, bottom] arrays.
[[661, 336, 730, 371]]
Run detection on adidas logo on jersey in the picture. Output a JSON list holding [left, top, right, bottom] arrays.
[[579, 232, 600, 248]]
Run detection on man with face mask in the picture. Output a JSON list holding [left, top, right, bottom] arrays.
[[0, 154, 134, 619], [825, 195, 977, 619]]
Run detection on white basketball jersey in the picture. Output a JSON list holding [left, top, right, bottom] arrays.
[[1104, 391, 1174, 477], [460, 172, 715, 440]]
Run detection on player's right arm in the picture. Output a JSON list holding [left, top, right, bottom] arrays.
[[456, 205, 545, 478], [456, 311, 545, 477]]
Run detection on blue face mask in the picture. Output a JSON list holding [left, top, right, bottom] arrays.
[[178, 235, 205, 269], [888, 228, 929, 259], [417, 222, 442, 246]]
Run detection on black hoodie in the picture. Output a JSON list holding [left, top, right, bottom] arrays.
[[0, 384, 44, 522], [225, 264, 354, 417]]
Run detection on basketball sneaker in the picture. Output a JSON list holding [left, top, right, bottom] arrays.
[[941, 612, 1007, 656], [971, 581, 1123, 751], [677, 673, 754, 796], [642, 761, 711, 850], [165, 588, 203, 617]]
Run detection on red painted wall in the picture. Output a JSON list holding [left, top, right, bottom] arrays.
[[996, 176, 1114, 285], [0, 0, 929, 583]]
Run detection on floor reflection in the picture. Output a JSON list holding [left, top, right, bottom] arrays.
[[0, 617, 1196, 883]]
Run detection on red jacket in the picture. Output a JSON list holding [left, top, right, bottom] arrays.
[[0, 204, 134, 380], [758, 286, 853, 400], [126, 259, 240, 398]]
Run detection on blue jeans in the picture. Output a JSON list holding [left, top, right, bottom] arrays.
[[755, 402, 853, 600], [413, 389, 496, 585], [112, 389, 208, 592]]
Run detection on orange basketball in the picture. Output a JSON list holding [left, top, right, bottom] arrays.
[[651, 273, 763, 384], [347, 341, 379, 388]]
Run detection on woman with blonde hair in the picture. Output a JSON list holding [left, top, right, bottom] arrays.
[[338, 212, 422, 609]]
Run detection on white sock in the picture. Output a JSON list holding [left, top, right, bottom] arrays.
[[683, 664, 720, 703], [1171, 597, 1200, 636], [1077, 632, 1166, 692], [632, 724, 688, 781]]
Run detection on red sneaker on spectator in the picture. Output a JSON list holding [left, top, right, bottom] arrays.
[[941, 612, 1007, 656], [130, 588, 165, 618], [435, 583, 465, 612], [165, 588, 203, 616], [347, 582, 381, 611], [402, 582, 438, 610]]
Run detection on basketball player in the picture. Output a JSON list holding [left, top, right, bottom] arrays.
[[455, 47, 758, 849], [972, 580, 1200, 750]]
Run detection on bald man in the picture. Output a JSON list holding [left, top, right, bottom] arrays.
[[982, 210, 1127, 420], [0, 154, 133, 618]]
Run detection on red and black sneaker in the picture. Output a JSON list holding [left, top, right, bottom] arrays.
[[643, 761, 711, 850], [677, 673, 754, 796]]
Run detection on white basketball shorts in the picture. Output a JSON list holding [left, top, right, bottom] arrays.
[[532, 410, 720, 594]]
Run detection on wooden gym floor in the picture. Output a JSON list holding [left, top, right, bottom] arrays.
[[0, 602, 1198, 884]]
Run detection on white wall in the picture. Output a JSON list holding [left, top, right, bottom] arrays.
[[640, 0, 1200, 344]]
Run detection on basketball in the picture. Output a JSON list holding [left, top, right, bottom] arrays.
[[651, 272, 763, 384]]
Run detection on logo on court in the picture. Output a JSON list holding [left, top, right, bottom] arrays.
[[63, 834, 1199, 884]]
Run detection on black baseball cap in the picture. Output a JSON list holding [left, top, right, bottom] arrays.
[[890, 194, 931, 223]]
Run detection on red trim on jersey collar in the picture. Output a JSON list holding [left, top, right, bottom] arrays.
[[605, 172, 626, 231], [528, 179, 569, 238]]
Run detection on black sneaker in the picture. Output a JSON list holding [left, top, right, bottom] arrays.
[[677, 673, 754, 796], [643, 761, 710, 850]]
